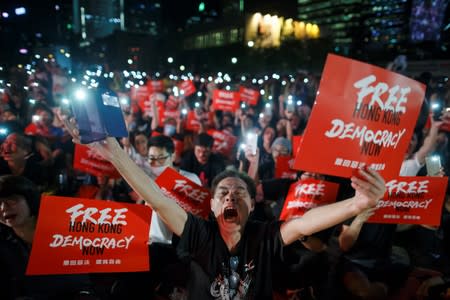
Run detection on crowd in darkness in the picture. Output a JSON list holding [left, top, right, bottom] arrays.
[[0, 58, 450, 300]]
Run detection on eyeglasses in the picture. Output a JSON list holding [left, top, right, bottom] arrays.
[[148, 155, 170, 163]]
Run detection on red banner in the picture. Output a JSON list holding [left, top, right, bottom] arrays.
[[293, 54, 425, 179], [239, 86, 260, 106], [279, 179, 339, 221], [155, 167, 211, 218], [159, 108, 181, 127], [275, 156, 297, 179], [368, 176, 448, 226], [185, 110, 201, 132], [212, 90, 240, 112], [178, 80, 196, 97], [27, 196, 151, 275], [138, 93, 165, 117], [147, 80, 164, 93], [165, 95, 180, 111], [73, 144, 121, 179], [130, 85, 149, 102], [207, 129, 238, 159], [292, 135, 303, 157]]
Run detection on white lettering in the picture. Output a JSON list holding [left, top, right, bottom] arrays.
[[325, 119, 406, 149], [353, 74, 410, 113], [385, 179, 429, 195]]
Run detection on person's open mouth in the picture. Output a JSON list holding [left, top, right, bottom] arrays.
[[224, 207, 238, 220]]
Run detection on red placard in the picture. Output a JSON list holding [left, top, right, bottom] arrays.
[[147, 80, 164, 93], [159, 108, 180, 127], [207, 129, 238, 159], [293, 54, 425, 179], [279, 179, 339, 221], [27, 196, 151, 275], [275, 156, 297, 179], [130, 85, 149, 102], [179, 80, 196, 97], [73, 144, 121, 179], [185, 110, 201, 132], [138, 93, 165, 117], [239, 86, 260, 106], [368, 176, 448, 226], [165, 95, 180, 110], [292, 135, 303, 157], [155, 167, 211, 218], [212, 90, 240, 112]]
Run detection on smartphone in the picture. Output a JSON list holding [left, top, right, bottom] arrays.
[[286, 97, 295, 112], [425, 155, 441, 176], [431, 102, 443, 121], [246, 133, 257, 155], [238, 143, 246, 161]]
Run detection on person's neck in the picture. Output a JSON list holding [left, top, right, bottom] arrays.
[[14, 217, 36, 245], [219, 225, 244, 253]]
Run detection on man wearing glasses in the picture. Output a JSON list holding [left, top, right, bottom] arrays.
[[147, 135, 200, 298], [147, 135, 201, 244]]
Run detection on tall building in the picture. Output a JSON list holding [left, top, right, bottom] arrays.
[[296, 0, 449, 59], [74, 0, 122, 40], [124, 0, 162, 35], [297, 0, 366, 55]]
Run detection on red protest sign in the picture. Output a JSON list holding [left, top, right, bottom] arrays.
[[159, 108, 180, 127], [212, 90, 240, 112], [292, 135, 303, 157], [293, 54, 425, 179], [207, 129, 238, 159], [275, 156, 297, 179], [27, 196, 151, 275], [155, 167, 211, 218], [179, 80, 196, 97], [73, 144, 121, 179], [138, 93, 165, 117], [147, 80, 164, 93], [279, 179, 339, 221], [165, 95, 180, 110], [368, 176, 448, 226], [239, 86, 260, 106], [130, 85, 149, 102], [185, 110, 201, 132]]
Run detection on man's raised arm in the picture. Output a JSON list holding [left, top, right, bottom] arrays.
[[280, 167, 386, 246], [61, 115, 188, 237]]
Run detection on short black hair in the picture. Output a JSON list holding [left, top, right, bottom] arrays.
[[149, 135, 175, 154], [0, 175, 41, 217], [193, 133, 214, 148], [211, 169, 256, 199]]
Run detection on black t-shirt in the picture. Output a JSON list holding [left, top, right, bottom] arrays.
[[177, 213, 284, 299], [180, 151, 226, 187], [0, 224, 93, 300]]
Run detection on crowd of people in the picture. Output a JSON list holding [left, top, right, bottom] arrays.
[[0, 59, 449, 300]]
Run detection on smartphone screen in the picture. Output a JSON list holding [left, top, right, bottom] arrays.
[[425, 155, 441, 176], [246, 133, 257, 155]]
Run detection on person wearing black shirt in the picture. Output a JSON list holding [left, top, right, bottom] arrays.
[[60, 115, 387, 299], [180, 133, 226, 188]]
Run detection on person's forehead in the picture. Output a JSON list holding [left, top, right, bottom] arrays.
[[217, 177, 247, 189], [195, 145, 209, 151], [135, 134, 147, 141], [148, 146, 167, 155]]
